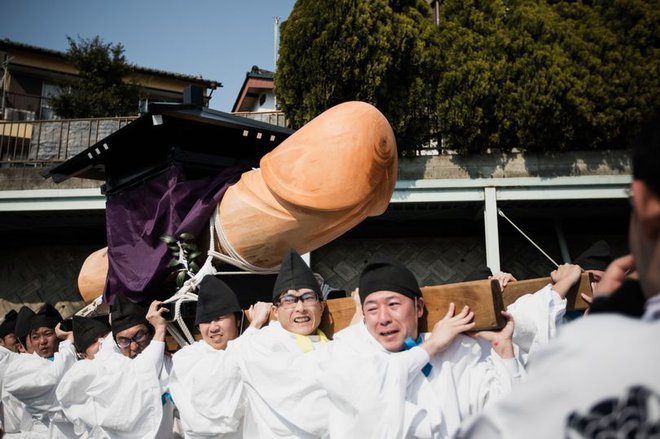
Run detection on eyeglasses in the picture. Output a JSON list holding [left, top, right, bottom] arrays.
[[116, 330, 148, 349], [276, 292, 320, 309]]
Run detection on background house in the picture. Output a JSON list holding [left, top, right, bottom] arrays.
[[231, 65, 285, 127], [0, 39, 220, 121]]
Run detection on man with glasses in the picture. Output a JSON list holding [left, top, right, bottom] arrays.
[[57, 294, 176, 438], [170, 274, 271, 438], [226, 249, 331, 438]]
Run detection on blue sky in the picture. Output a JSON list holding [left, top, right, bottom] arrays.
[[2, 0, 297, 112]]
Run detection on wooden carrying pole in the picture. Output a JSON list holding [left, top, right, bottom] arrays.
[[316, 272, 593, 338]]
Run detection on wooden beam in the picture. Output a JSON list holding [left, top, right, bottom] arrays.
[[501, 272, 593, 311], [318, 273, 593, 338]]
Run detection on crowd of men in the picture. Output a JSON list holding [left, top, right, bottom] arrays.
[[1, 116, 658, 438]]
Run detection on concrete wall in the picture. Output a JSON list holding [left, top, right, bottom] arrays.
[[399, 149, 631, 180]]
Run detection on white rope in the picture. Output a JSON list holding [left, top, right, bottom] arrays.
[[211, 207, 280, 274], [497, 208, 560, 268], [162, 207, 282, 347], [75, 296, 103, 317]]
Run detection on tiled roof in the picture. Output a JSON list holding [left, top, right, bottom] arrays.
[[0, 38, 221, 88]]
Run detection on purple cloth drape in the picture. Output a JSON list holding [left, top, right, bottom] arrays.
[[103, 165, 244, 304]]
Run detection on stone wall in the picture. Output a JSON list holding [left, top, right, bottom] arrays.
[[0, 243, 99, 319], [312, 230, 629, 293]]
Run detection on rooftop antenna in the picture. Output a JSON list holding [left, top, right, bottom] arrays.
[[273, 16, 281, 70]]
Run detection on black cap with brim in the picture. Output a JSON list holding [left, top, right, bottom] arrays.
[[73, 315, 111, 353], [15, 306, 35, 346], [195, 275, 242, 326], [272, 249, 321, 300], [111, 293, 149, 337], [574, 240, 613, 272], [29, 303, 63, 332], [0, 310, 18, 338], [359, 255, 422, 304]]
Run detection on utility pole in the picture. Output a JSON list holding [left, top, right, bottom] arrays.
[[273, 16, 281, 109], [273, 16, 281, 70]]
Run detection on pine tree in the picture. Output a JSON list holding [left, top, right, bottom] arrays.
[[50, 36, 142, 118]]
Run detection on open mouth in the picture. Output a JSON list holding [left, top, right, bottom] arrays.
[[293, 316, 311, 324], [379, 329, 399, 338]]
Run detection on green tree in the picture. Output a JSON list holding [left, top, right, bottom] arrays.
[[275, 0, 441, 151], [50, 36, 142, 118], [435, 0, 659, 153]]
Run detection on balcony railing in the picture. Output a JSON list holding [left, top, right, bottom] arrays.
[[0, 117, 136, 167], [232, 110, 288, 128]]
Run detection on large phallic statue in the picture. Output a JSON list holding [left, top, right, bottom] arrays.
[[78, 101, 397, 303], [217, 101, 397, 268]]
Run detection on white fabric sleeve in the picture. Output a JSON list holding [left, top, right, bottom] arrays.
[[56, 347, 164, 438], [506, 284, 567, 366], [401, 346, 432, 382], [134, 339, 165, 375], [170, 344, 245, 437], [4, 341, 77, 413]]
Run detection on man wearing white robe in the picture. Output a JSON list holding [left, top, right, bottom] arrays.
[[3, 304, 77, 438], [457, 114, 660, 438], [1, 306, 34, 438], [225, 249, 332, 438], [169, 275, 271, 438], [310, 256, 522, 439], [56, 296, 175, 438]]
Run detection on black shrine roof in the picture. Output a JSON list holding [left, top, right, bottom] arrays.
[[42, 103, 294, 195]]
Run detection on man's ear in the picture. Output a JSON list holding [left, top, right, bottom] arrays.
[[632, 180, 660, 240], [416, 297, 425, 319]]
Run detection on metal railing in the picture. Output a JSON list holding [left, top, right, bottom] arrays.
[[0, 117, 137, 167], [232, 110, 288, 128]]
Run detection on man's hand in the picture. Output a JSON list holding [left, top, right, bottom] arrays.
[[247, 301, 273, 329], [421, 303, 475, 357], [596, 254, 636, 295], [147, 301, 169, 342], [472, 311, 514, 359], [55, 322, 74, 343], [550, 263, 583, 298], [490, 272, 517, 289]]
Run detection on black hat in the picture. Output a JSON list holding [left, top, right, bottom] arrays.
[[272, 249, 321, 300], [359, 255, 422, 304], [110, 293, 148, 337], [573, 240, 613, 272], [30, 304, 63, 332], [0, 310, 18, 338], [463, 264, 493, 282], [15, 306, 35, 346], [195, 275, 242, 326], [73, 316, 110, 353]]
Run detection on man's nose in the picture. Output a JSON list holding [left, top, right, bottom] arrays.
[[377, 306, 392, 324]]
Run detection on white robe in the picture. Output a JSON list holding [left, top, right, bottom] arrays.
[[456, 296, 660, 439], [228, 322, 330, 438], [169, 338, 247, 438], [3, 340, 78, 438], [0, 346, 24, 437], [506, 284, 567, 367], [311, 323, 521, 439], [56, 334, 174, 439]]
